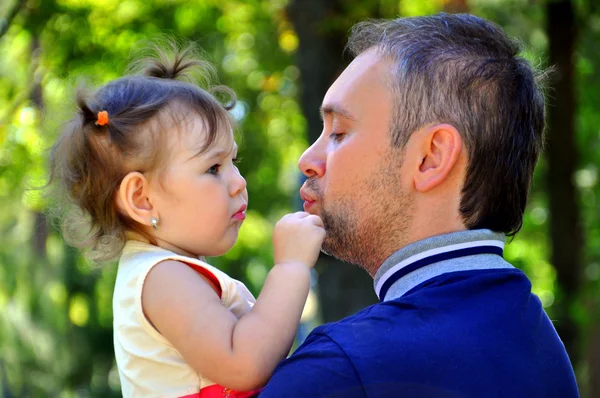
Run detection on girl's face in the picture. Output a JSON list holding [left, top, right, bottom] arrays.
[[148, 115, 248, 258]]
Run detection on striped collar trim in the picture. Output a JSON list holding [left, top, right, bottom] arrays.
[[375, 237, 505, 302]]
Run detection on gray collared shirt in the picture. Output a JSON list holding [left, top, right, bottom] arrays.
[[374, 229, 514, 301]]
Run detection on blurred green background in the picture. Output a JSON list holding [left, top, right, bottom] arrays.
[[1, 0, 599, 396]]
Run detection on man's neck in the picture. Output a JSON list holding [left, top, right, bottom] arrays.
[[368, 225, 468, 277]]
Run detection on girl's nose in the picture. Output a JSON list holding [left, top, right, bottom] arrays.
[[230, 167, 247, 197]]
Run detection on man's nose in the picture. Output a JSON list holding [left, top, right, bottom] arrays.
[[298, 140, 326, 178]]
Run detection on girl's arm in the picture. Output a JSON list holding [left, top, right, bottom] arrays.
[[142, 212, 324, 391]]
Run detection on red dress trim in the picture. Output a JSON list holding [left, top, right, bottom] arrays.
[[181, 261, 223, 299], [180, 384, 261, 397]]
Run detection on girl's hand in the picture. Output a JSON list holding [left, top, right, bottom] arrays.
[[144, 211, 324, 391], [273, 212, 325, 268]]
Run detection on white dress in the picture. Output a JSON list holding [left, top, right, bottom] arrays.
[[113, 240, 256, 398]]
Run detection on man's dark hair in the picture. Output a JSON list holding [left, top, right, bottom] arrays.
[[348, 13, 548, 235]]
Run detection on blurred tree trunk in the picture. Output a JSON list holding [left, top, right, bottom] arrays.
[[30, 36, 48, 260], [0, 0, 27, 39], [31, 37, 46, 258], [443, 0, 468, 13], [589, 322, 600, 397], [288, 0, 378, 323], [546, 0, 581, 367]]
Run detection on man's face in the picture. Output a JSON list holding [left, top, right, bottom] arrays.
[[299, 48, 414, 275]]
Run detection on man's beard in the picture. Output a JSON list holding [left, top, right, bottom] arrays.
[[309, 159, 413, 275], [319, 203, 365, 264]]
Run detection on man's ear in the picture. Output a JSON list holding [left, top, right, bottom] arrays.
[[115, 172, 155, 227], [414, 124, 463, 193]]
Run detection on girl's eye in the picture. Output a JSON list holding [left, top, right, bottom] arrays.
[[233, 157, 242, 165], [208, 164, 220, 175]]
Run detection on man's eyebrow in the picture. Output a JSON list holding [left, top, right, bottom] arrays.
[[320, 103, 357, 121]]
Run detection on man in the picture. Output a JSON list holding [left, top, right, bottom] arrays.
[[259, 13, 579, 398]]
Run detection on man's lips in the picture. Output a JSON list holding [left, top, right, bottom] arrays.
[[300, 188, 317, 212], [232, 204, 247, 221]]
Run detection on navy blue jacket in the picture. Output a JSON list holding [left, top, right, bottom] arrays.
[[260, 231, 579, 398]]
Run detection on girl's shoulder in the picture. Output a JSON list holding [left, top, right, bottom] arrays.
[[117, 240, 254, 309]]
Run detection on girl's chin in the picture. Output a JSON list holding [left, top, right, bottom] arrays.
[[199, 244, 237, 259]]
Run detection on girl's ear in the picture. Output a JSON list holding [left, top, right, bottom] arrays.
[[115, 172, 155, 227]]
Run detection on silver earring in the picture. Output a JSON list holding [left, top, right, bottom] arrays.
[[150, 217, 159, 230]]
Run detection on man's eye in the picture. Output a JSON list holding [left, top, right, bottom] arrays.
[[208, 164, 220, 175], [331, 132, 345, 142]]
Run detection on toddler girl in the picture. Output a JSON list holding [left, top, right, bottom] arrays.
[[49, 46, 324, 398]]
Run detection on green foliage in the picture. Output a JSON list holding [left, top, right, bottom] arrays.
[[1, 0, 307, 395]]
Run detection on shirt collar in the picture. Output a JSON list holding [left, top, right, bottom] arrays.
[[373, 229, 506, 302]]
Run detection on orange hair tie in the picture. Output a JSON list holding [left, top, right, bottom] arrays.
[[96, 110, 109, 126]]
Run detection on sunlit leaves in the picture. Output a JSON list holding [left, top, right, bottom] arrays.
[[68, 293, 89, 327], [400, 0, 444, 16], [278, 30, 298, 53]]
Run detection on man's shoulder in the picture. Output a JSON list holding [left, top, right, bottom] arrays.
[[304, 267, 542, 358]]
